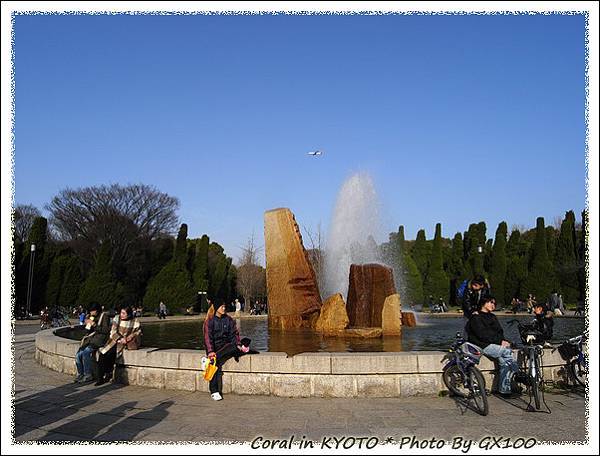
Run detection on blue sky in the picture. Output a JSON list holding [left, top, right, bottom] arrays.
[[13, 12, 588, 262]]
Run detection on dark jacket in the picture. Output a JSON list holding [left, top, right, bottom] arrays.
[[525, 313, 554, 344], [462, 284, 491, 318], [467, 311, 505, 349], [84, 312, 111, 349], [204, 314, 240, 354]]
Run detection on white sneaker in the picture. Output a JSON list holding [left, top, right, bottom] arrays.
[[211, 392, 223, 401]]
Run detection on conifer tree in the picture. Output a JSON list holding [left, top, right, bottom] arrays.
[[411, 229, 430, 281], [193, 234, 210, 292], [143, 223, 196, 312], [60, 256, 83, 309], [46, 255, 68, 309], [554, 211, 579, 303], [78, 242, 124, 309], [448, 232, 465, 307], [505, 230, 529, 303], [396, 226, 424, 306], [423, 223, 449, 301], [464, 222, 487, 277], [577, 210, 588, 301], [489, 222, 508, 306], [174, 223, 189, 265], [208, 242, 232, 304], [545, 226, 557, 262], [523, 217, 556, 301]]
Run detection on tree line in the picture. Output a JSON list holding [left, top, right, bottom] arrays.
[[13, 183, 585, 314], [12, 184, 243, 316], [379, 210, 588, 308]]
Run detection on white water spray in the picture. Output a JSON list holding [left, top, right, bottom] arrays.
[[323, 173, 387, 298]]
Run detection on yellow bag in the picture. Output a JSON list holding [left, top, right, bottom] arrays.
[[203, 358, 218, 381]]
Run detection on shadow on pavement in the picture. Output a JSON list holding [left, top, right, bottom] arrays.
[[94, 400, 174, 442], [37, 401, 138, 442], [448, 394, 486, 416], [14, 381, 125, 439]]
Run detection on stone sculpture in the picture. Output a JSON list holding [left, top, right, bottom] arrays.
[[382, 293, 402, 335], [315, 293, 349, 334], [346, 263, 397, 328], [401, 311, 417, 328], [264, 208, 322, 329]]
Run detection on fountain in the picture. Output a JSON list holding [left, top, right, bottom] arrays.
[[264, 173, 416, 337], [323, 173, 383, 299]]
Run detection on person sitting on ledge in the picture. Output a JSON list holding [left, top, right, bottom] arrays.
[[96, 305, 142, 386], [74, 302, 110, 384], [204, 302, 252, 401], [466, 295, 523, 398]]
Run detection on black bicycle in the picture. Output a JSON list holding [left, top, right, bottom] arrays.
[[556, 334, 588, 388], [442, 332, 489, 416], [508, 319, 546, 411]]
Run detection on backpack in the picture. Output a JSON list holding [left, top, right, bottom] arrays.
[[457, 279, 469, 300]]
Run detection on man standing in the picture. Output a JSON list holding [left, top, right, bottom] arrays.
[[466, 296, 521, 398], [461, 275, 491, 318], [158, 301, 167, 319]]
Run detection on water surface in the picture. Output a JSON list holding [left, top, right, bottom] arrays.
[[140, 315, 585, 355]]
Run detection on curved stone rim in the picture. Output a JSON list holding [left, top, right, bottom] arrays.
[[35, 328, 568, 398]]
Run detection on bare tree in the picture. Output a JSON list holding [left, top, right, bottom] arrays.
[[46, 183, 180, 268], [13, 204, 41, 242], [510, 223, 529, 234], [236, 233, 266, 310], [552, 215, 564, 230], [303, 222, 326, 295]]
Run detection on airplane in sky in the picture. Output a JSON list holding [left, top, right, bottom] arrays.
[[307, 150, 323, 156]]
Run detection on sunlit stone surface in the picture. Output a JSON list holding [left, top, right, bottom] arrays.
[[315, 293, 349, 334], [264, 208, 322, 329], [382, 293, 402, 335]]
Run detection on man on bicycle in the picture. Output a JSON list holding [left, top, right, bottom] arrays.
[[466, 296, 522, 398]]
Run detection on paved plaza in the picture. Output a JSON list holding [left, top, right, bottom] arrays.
[[12, 325, 589, 447]]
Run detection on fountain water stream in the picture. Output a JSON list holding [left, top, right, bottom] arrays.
[[323, 173, 390, 299]]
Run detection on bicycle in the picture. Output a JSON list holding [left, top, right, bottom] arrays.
[[508, 319, 547, 411], [442, 332, 489, 416], [556, 334, 588, 388]]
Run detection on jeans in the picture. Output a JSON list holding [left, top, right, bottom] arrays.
[[482, 344, 518, 394], [75, 345, 95, 376], [209, 343, 243, 394]]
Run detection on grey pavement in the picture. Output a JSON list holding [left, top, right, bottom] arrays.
[[11, 327, 589, 447]]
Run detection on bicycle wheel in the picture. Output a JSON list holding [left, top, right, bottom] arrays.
[[569, 358, 587, 387], [529, 351, 541, 410], [443, 364, 468, 398], [469, 368, 489, 416]]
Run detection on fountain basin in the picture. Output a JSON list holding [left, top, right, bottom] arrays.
[[35, 326, 573, 398]]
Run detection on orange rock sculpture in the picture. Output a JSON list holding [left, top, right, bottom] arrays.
[[401, 311, 417, 328], [264, 208, 322, 329], [315, 293, 349, 334], [382, 293, 402, 335]]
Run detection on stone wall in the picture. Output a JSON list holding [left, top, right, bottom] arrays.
[[36, 329, 569, 398]]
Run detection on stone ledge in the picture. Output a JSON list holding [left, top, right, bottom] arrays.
[[331, 352, 418, 374], [36, 330, 569, 398]]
